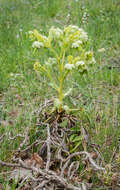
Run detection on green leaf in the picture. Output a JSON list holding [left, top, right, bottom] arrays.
[[69, 134, 76, 141], [70, 126, 81, 132], [70, 141, 82, 153], [72, 135, 82, 142]]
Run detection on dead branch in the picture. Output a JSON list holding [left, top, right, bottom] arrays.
[[0, 159, 84, 190], [68, 161, 79, 180], [46, 123, 51, 171], [34, 180, 49, 190], [64, 151, 105, 171], [61, 159, 70, 177], [8, 134, 24, 140], [36, 99, 53, 118], [0, 114, 106, 190], [18, 127, 29, 152], [16, 176, 29, 190], [21, 139, 45, 153], [0, 134, 5, 143], [0, 159, 31, 170]]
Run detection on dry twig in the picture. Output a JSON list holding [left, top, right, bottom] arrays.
[[0, 118, 106, 190], [8, 134, 24, 140], [0, 159, 84, 190], [18, 127, 29, 152], [46, 123, 51, 171], [0, 134, 5, 143], [65, 152, 105, 171]]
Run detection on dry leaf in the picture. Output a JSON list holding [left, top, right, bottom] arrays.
[[81, 126, 89, 144], [0, 120, 9, 127], [10, 153, 44, 183], [31, 153, 44, 168], [0, 183, 4, 190], [9, 110, 18, 118], [90, 152, 98, 159], [112, 173, 120, 187]]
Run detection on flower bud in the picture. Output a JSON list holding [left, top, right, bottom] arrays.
[[34, 62, 41, 71]]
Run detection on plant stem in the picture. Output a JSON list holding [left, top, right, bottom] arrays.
[[59, 78, 64, 102], [58, 51, 66, 110]]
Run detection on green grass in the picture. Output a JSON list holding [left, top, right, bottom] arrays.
[[0, 0, 120, 188]]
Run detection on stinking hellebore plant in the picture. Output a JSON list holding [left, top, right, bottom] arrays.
[[29, 25, 96, 112]]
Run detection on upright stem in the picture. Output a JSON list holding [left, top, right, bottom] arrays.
[[59, 78, 64, 102], [58, 51, 65, 110]]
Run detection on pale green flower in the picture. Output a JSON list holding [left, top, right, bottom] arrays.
[[79, 30, 88, 41], [49, 26, 63, 40], [32, 30, 50, 48], [64, 64, 75, 70], [28, 30, 34, 39], [49, 58, 57, 64], [85, 51, 93, 60], [64, 25, 79, 34], [28, 31, 34, 35], [85, 51, 96, 65], [72, 40, 82, 48], [76, 61, 85, 67], [64, 25, 88, 48], [45, 61, 51, 67], [90, 57, 96, 64], [34, 62, 41, 71], [32, 41, 44, 48], [45, 57, 57, 66]]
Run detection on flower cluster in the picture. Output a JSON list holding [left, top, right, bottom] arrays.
[[45, 57, 57, 67], [30, 25, 95, 112], [81, 7, 89, 25], [29, 30, 50, 48], [30, 25, 88, 50], [49, 26, 63, 40], [64, 50, 96, 73], [63, 25, 88, 48]]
